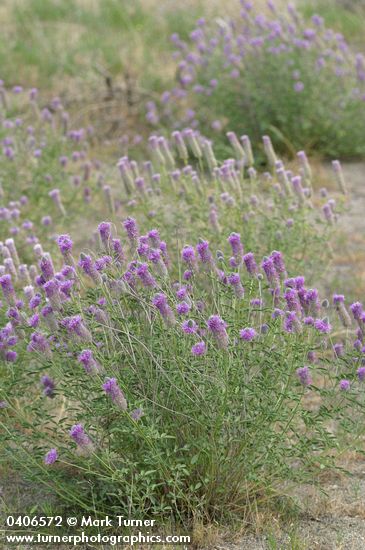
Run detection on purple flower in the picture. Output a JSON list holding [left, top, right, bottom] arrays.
[[69, 424, 93, 451], [39, 255, 55, 281], [102, 378, 127, 410], [182, 319, 198, 334], [130, 408, 144, 421], [41, 374, 55, 397], [339, 379, 350, 391], [63, 315, 92, 342], [5, 350, 17, 362], [243, 253, 258, 276], [78, 254, 101, 284], [284, 288, 301, 312], [294, 81, 304, 92], [207, 314, 229, 349], [98, 222, 112, 246], [57, 234, 73, 255], [196, 240, 213, 265], [0, 274, 16, 305], [112, 239, 125, 263], [270, 251, 286, 276], [44, 448, 58, 465], [177, 301, 191, 315], [136, 263, 157, 288], [152, 293, 175, 325], [283, 311, 302, 333], [227, 273, 244, 299], [228, 232, 243, 258], [191, 341, 206, 356], [314, 318, 331, 334], [78, 349, 101, 374], [181, 245, 197, 268], [357, 367, 365, 381], [296, 366, 312, 386], [333, 343, 344, 357], [148, 229, 160, 247], [350, 302, 363, 321], [123, 217, 139, 243], [27, 332, 52, 357], [333, 294, 345, 304], [239, 327, 257, 341], [261, 257, 279, 285]]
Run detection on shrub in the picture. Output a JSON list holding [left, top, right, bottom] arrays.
[[1, 210, 365, 524], [150, 2, 365, 158], [0, 82, 358, 528], [0, 84, 340, 278]]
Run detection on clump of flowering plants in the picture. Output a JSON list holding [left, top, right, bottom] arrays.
[[150, 1, 365, 158], [0, 83, 345, 285], [1, 207, 365, 524]]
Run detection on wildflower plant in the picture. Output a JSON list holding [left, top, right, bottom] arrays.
[[152, 1, 365, 158], [0, 80, 360, 526], [1, 203, 365, 523]]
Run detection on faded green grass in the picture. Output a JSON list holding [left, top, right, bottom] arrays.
[[299, 0, 365, 48], [0, 0, 208, 91]]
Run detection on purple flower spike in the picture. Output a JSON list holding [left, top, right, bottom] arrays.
[[102, 378, 127, 410], [27, 332, 52, 357], [207, 314, 229, 349], [357, 367, 365, 381], [182, 319, 198, 334], [196, 240, 213, 266], [152, 293, 175, 325], [78, 349, 101, 374], [239, 327, 257, 341], [112, 238, 125, 264], [123, 217, 139, 244], [228, 232, 243, 258], [270, 250, 287, 277], [41, 375, 55, 397], [261, 257, 279, 285], [130, 408, 144, 421], [314, 317, 332, 334], [350, 302, 363, 321], [339, 379, 350, 391], [98, 222, 112, 249], [296, 366, 312, 386], [63, 315, 92, 342], [78, 254, 101, 284], [0, 274, 16, 305], [228, 273, 245, 299], [191, 341, 206, 356], [148, 229, 161, 248], [57, 234, 73, 255], [181, 245, 197, 269], [44, 448, 58, 465], [136, 263, 157, 288], [243, 252, 258, 276], [70, 424, 94, 452], [333, 343, 344, 357], [39, 255, 55, 281], [177, 301, 191, 315]]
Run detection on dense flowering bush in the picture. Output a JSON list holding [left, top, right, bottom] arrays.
[[0, 82, 344, 278], [1, 211, 365, 522], [149, 1, 365, 158], [0, 81, 359, 525]]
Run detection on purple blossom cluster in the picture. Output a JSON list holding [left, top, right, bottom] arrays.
[[149, 3, 365, 157]]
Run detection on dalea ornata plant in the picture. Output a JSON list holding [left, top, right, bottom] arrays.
[[150, 1, 365, 158], [0, 84, 345, 282], [1, 213, 365, 523]]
